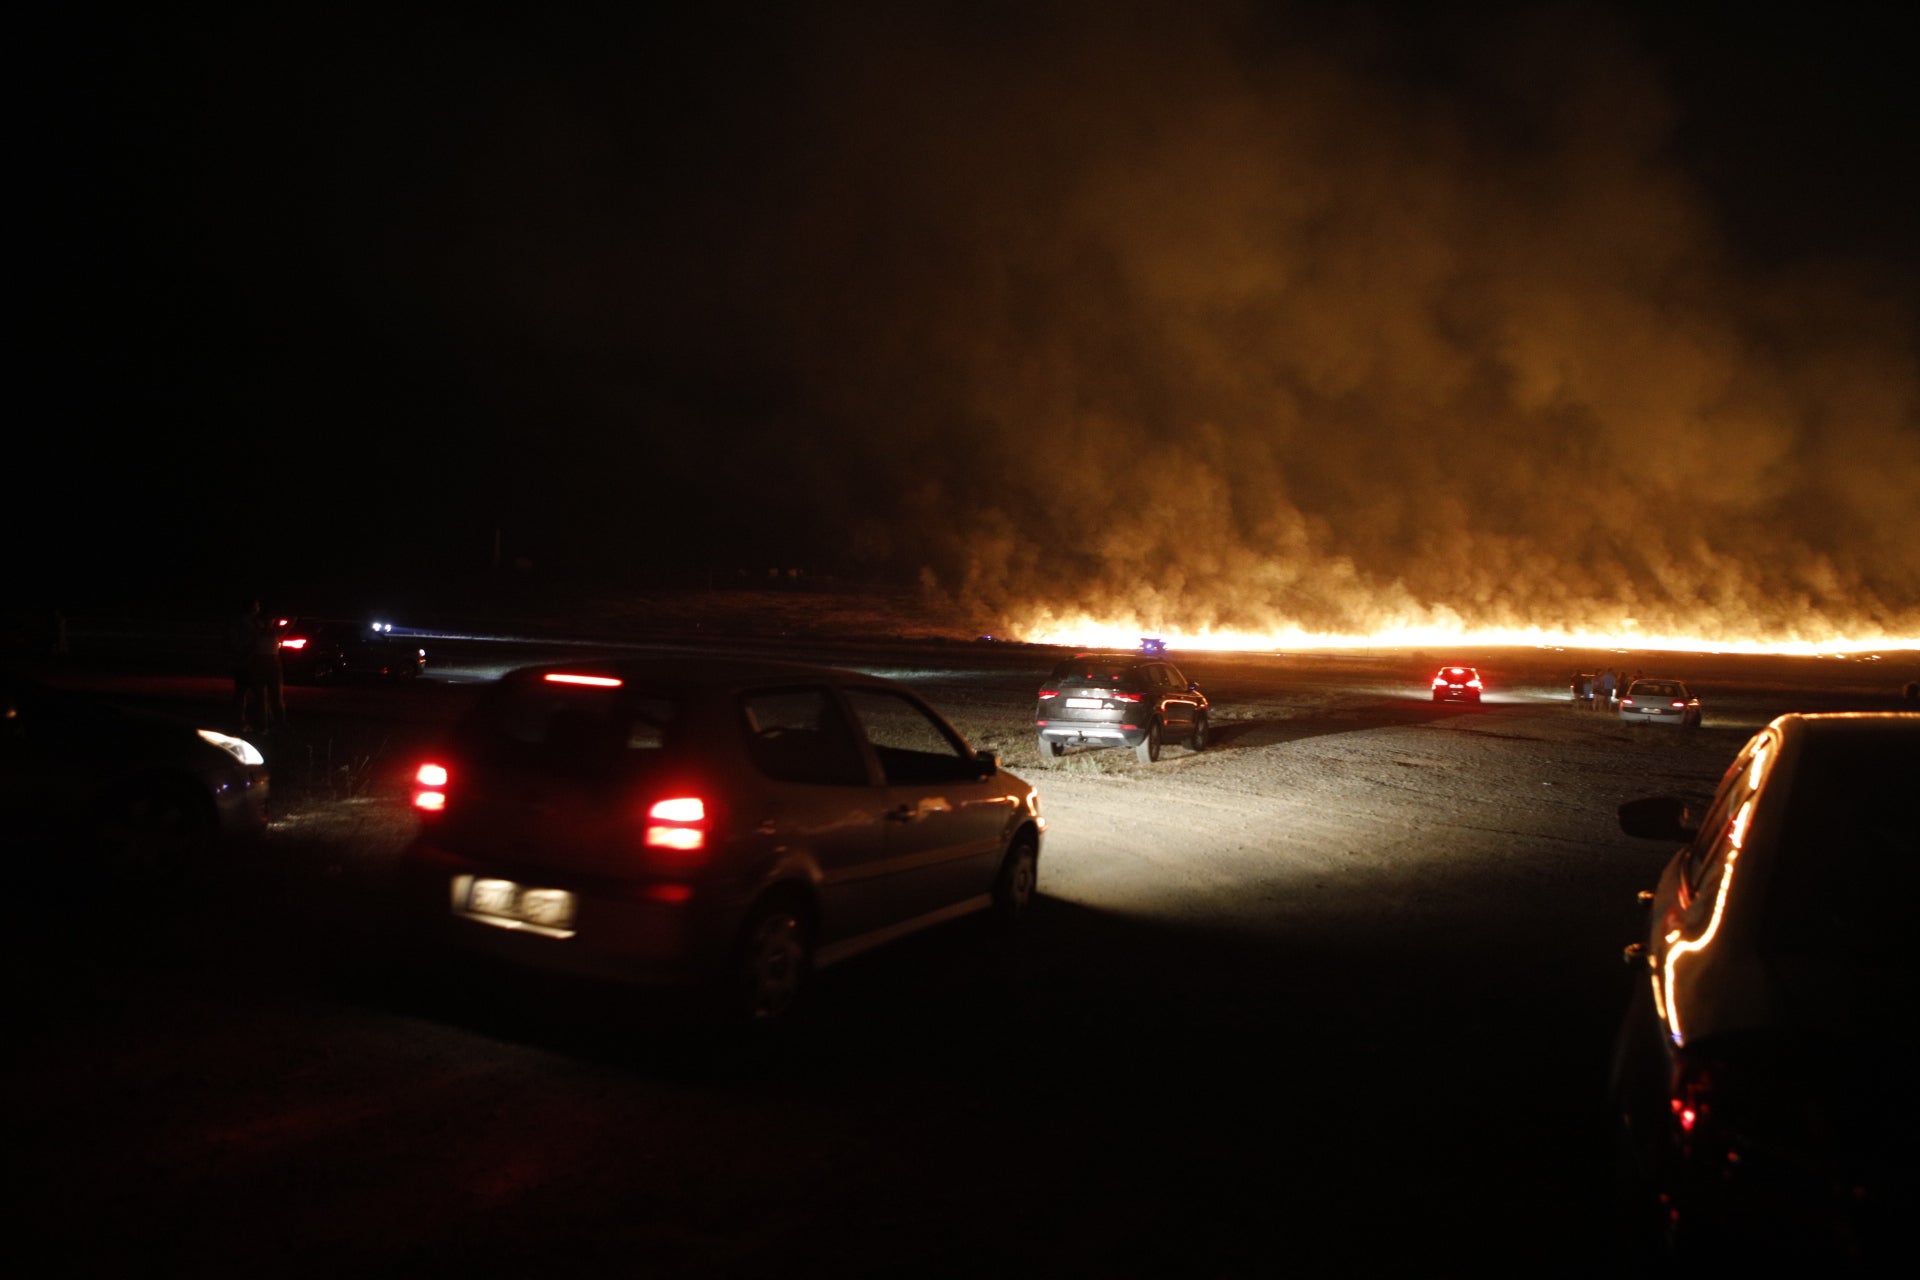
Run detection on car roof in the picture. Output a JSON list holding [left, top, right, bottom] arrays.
[[1770, 710, 1920, 740]]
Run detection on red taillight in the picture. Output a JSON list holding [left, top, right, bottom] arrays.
[[413, 761, 449, 812], [1671, 700, 1688, 709], [1467, 678, 1483, 689], [645, 796, 707, 853], [1038, 689, 1058, 700], [1112, 691, 1143, 703], [545, 673, 623, 688], [280, 636, 309, 651], [1620, 697, 1635, 707]]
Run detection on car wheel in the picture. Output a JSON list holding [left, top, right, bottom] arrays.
[[729, 898, 813, 1025], [1133, 719, 1162, 764], [95, 776, 215, 889], [1189, 712, 1209, 752], [1035, 733, 1064, 766], [991, 835, 1039, 930]]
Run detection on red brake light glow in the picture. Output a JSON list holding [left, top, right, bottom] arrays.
[[645, 796, 707, 852], [545, 673, 623, 688], [413, 762, 449, 812], [280, 636, 309, 650], [1112, 691, 1143, 703], [1038, 689, 1058, 699], [1671, 700, 1688, 709]]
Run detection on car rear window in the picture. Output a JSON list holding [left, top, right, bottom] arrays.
[[1051, 659, 1138, 685], [1761, 735, 1920, 960], [464, 681, 681, 769]]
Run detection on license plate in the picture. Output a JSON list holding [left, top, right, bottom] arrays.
[[1065, 697, 1103, 708], [468, 878, 577, 931]]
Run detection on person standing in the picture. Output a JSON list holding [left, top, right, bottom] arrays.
[[1599, 668, 1617, 709], [227, 599, 285, 735]]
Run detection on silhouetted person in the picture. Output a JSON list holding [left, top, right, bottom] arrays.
[[228, 599, 285, 735]]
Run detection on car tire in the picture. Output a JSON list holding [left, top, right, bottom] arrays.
[[728, 897, 813, 1026], [991, 835, 1039, 930], [1133, 719, 1162, 764], [1189, 712, 1209, 752], [1035, 733, 1064, 766]]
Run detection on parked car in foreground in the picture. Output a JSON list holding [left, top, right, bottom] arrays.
[[1618, 677, 1702, 728], [274, 615, 427, 684], [1610, 711, 1920, 1267], [401, 658, 1043, 1025], [1430, 665, 1483, 703], [1, 670, 269, 888], [1034, 652, 1209, 764]]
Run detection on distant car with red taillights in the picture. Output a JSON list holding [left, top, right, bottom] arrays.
[[1617, 677, 1702, 728], [400, 658, 1043, 1026], [273, 615, 426, 684], [1430, 665, 1483, 703], [1034, 652, 1209, 765]]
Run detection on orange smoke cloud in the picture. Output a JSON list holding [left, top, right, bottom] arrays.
[[730, 4, 1917, 648]]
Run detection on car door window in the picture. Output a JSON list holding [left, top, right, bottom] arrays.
[[740, 687, 870, 786], [842, 688, 979, 785]]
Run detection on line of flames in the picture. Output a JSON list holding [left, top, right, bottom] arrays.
[[1018, 618, 1920, 658]]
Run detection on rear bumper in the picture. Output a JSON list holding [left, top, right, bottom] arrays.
[[398, 841, 737, 987], [1037, 722, 1147, 748]]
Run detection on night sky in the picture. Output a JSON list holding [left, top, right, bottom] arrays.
[[18, 3, 1920, 641]]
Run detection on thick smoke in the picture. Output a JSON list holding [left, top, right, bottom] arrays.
[[724, 2, 1920, 645], [274, 5, 1916, 644]]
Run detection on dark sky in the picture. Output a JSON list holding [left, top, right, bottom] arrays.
[[17, 3, 1920, 641]]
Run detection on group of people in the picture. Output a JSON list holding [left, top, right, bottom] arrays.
[[227, 598, 286, 736], [1572, 668, 1633, 710]]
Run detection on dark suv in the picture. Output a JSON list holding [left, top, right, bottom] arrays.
[[401, 658, 1043, 1025], [1034, 652, 1210, 765]]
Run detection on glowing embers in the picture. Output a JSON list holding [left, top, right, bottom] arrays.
[[545, 673, 623, 688], [645, 796, 708, 852], [413, 761, 449, 812]]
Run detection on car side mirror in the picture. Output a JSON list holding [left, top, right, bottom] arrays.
[[1618, 795, 1699, 842], [974, 749, 998, 777]]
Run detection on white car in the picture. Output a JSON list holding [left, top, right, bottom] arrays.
[[1617, 678, 1701, 728]]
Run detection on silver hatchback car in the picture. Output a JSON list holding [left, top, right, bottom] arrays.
[[1618, 677, 1702, 728], [402, 658, 1043, 1024]]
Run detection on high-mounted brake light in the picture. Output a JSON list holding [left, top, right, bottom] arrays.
[[413, 761, 449, 812], [545, 673, 623, 688], [645, 796, 708, 852]]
